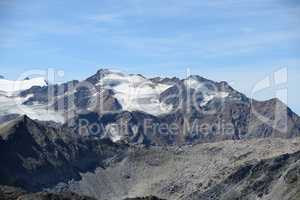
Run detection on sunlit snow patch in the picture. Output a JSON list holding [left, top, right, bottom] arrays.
[[0, 95, 65, 123], [105, 123, 123, 142], [184, 76, 229, 106], [199, 92, 229, 106], [97, 71, 173, 116], [0, 77, 47, 96], [0, 77, 64, 123]]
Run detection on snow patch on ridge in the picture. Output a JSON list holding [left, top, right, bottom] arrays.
[[184, 76, 229, 106], [0, 77, 63, 122], [183, 76, 201, 89], [97, 72, 172, 116], [0, 95, 64, 123], [105, 123, 123, 142], [0, 77, 47, 96], [200, 92, 229, 106]]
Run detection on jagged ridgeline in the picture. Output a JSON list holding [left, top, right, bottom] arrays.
[[0, 69, 300, 200], [1, 69, 299, 145]]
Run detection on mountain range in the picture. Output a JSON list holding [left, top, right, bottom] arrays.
[[0, 69, 300, 200]]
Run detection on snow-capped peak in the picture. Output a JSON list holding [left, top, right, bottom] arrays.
[[96, 70, 173, 116], [0, 77, 47, 96], [183, 76, 229, 106]]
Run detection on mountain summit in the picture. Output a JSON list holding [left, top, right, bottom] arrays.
[[0, 69, 300, 200], [0, 69, 299, 145]]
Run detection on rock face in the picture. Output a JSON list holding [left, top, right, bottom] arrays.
[[187, 151, 300, 200], [0, 114, 299, 200], [18, 192, 97, 200], [0, 113, 19, 124], [12, 69, 300, 145], [56, 138, 300, 200], [0, 185, 164, 200], [123, 197, 166, 200], [0, 77, 47, 95], [0, 185, 97, 200], [0, 115, 127, 192], [0, 185, 27, 200], [0, 69, 300, 200]]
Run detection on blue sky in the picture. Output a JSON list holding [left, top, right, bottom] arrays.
[[0, 0, 300, 113]]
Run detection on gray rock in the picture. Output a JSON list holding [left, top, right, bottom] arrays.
[[188, 151, 300, 200], [0, 185, 96, 200], [0, 115, 128, 192]]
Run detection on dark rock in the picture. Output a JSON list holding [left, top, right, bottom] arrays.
[[0, 115, 128, 192], [123, 196, 166, 200], [12, 69, 300, 145], [0, 185, 96, 200], [186, 151, 300, 200], [0, 114, 20, 124]]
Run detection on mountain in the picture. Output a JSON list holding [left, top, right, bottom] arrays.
[[0, 68, 300, 199], [0, 77, 47, 96], [124, 197, 166, 200], [0, 119, 300, 200], [0, 69, 299, 145], [0, 115, 127, 191], [2, 116, 299, 200], [0, 185, 97, 200], [0, 76, 49, 123], [0, 77, 63, 123], [0, 185, 165, 200], [49, 137, 300, 200], [186, 150, 300, 200], [0, 113, 19, 124]]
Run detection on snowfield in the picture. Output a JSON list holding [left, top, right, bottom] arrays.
[[0, 77, 47, 96], [0, 77, 64, 123], [97, 72, 173, 116], [184, 76, 229, 106], [0, 70, 230, 123], [0, 95, 65, 123]]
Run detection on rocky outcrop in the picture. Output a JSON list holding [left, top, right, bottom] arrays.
[[0, 115, 128, 192], [0, 113, 20, 124], [123, 196, 166, 200], [56, 138, 300, 200], [0, 69, 299, 200], [0, 185, 96, 200], [187, 150, 300, 200], [0, 185, 164, 200], [15, 69, 300, 145]]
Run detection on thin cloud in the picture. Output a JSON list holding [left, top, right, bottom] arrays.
[[87, 14, 121, 23], [105, 28, 300, 59]]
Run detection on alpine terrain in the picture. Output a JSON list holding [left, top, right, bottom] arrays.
[[0, 69, 299, 200]]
